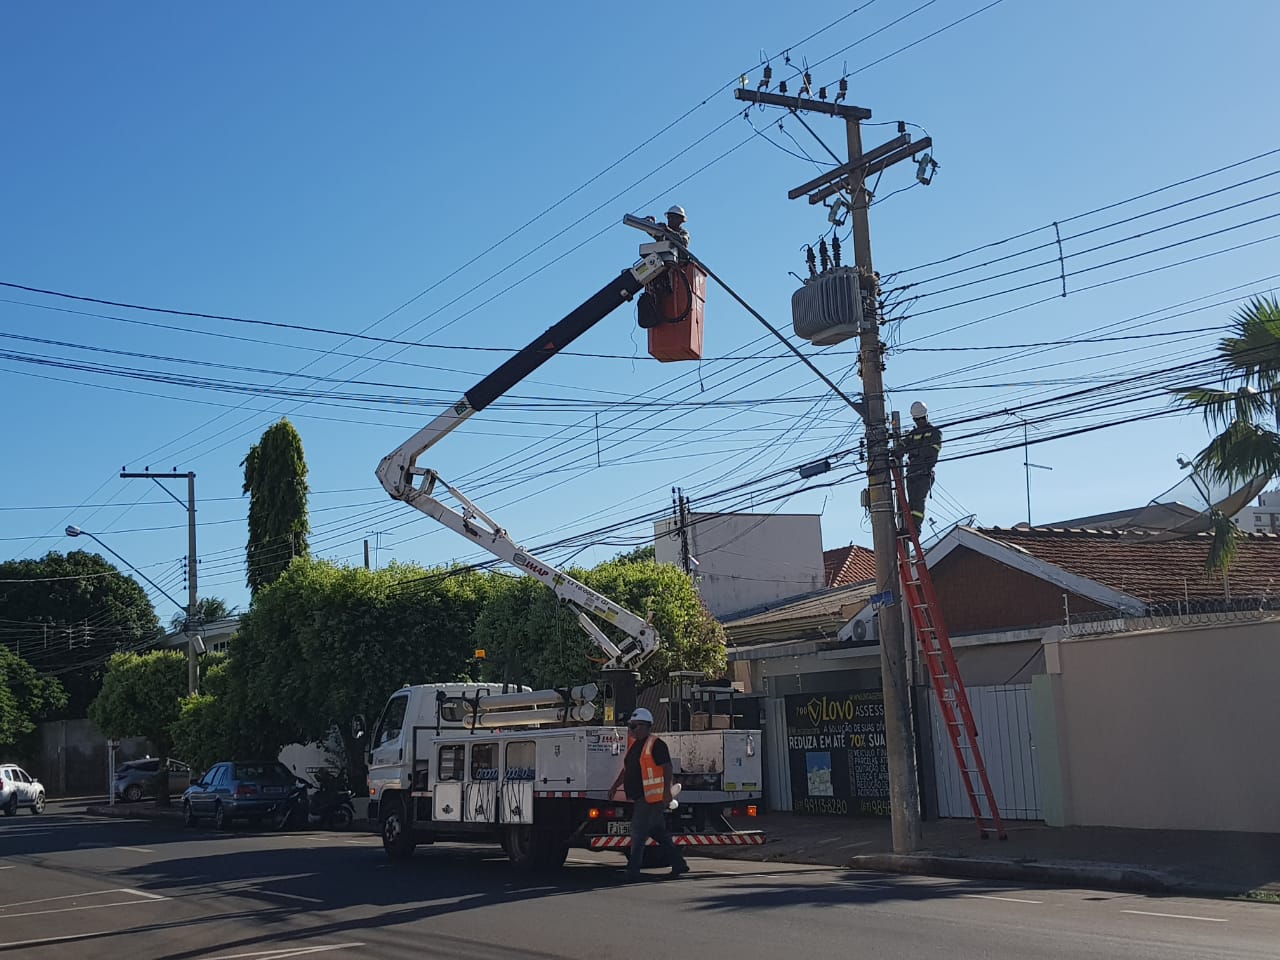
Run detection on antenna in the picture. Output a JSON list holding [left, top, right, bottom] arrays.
[[1005, 411, 1052, 526]]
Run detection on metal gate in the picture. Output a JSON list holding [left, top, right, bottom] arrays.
[[927, 683, 1042, 820], [764, 699, 792, 812]]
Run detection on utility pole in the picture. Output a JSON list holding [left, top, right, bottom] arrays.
[[672, 487, 693, 574], [366, 530, 392, 569], [736, 85, 928, 852], [121, 469, 199, 694]]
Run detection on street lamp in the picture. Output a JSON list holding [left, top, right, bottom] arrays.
[[63, 525, 202, 653]]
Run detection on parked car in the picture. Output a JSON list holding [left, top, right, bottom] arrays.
[[181, 760, 299, 830], [1, 764, 45, 816], [114, 757, 193, 802]]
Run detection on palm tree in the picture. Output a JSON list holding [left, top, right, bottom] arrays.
[[170, 597, 234, 633], [1172, 296, 1280, 570]]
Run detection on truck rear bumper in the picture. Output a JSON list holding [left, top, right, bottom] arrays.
[[588, 831, 766, 850]]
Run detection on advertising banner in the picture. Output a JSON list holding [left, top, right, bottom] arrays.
[[784, 690, 889, 816]]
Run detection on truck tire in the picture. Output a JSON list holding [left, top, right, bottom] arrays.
[[504, 825, 568, 872], [380, 793, 416, 862]]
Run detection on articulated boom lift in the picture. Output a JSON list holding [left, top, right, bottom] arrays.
[[375, 215, 702, 709]]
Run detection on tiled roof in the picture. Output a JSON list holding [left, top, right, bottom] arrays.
[[974, 527, 1280, 604], [721, 582, 875, 649], [823, 545, 877, 587]]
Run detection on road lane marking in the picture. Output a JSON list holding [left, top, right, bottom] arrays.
[[119, 846, 155, 853], [1121, 909, 1227, 923], [259, 891, 324, 904], [0, 897, 168, 920], [119, 887, 167, 900], [0, 866, 13, 871], [204, 944, 366, 959], [964, 894, 1043, 904], [0, 931, 116, 949], [0, 887, 150, 909]]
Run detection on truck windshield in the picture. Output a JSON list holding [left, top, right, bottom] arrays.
[[374, 694, 409, 746]]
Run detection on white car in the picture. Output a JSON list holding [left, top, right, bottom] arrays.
[[1, 764, 45, 816]]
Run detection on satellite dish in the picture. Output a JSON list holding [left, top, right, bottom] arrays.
[[1118, 468, 1272, 542]]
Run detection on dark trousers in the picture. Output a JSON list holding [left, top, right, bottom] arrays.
[[906, 470, 935, 530], [628, 799, 687, 874]]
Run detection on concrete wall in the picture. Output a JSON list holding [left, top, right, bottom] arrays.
[[18, 720, 151, 797], [1044, 617, 1280, 833], [655, 512, 824, 619]]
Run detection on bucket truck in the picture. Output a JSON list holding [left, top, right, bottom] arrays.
[[362, 214, 764, 869]]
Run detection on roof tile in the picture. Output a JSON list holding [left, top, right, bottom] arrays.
[[823, 545, 877, 587], [975, 527, 1280, 603]]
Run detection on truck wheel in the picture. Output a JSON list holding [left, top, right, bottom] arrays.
[[505, 825, 568, 871], [381, 796, 416, 861]]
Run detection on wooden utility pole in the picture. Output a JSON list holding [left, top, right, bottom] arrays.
[[121, 469, 200, 695], [735, 85, 929, 852]]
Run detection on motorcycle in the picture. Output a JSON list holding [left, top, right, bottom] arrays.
[[270, 775, 356, 831]]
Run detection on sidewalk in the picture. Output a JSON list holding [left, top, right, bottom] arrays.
[[707, 814, 1280, 901]]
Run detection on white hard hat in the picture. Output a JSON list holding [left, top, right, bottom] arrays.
[[910, 401, 928, 419], [629, 707, 654, 724], [665, 205, 686, 220]]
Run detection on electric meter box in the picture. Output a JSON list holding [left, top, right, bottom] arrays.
[[791, 267, 864, 346]]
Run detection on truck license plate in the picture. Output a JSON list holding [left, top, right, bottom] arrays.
[[607, 821, 630, 836]]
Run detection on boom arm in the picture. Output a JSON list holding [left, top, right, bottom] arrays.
[[375, 216, 683, 670]]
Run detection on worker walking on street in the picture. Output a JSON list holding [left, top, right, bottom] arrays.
[[900, 400, 943, 535], [609, 708, 690, 881]]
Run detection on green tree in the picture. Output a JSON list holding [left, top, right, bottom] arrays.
[[169, 597, 233, 634], [0, 646, 67, 747], [0, 551, 160, 715], [89, 651, 186, 756], [242, 418, 310, 594], [169, 655, 235, 774], [220, 558, 491, 782], [89, 651, 188, 805], [613, 544, 655, 564], [471, 558, 726, 690], [1173, 297, 1280, 569]]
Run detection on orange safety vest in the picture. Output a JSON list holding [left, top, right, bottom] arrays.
[[639, 736, 666, 804]]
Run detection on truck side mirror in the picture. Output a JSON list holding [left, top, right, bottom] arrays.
[[351, 715, 366, 741]]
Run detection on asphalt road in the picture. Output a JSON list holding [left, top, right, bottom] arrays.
[[1, 801, 1275, 960]]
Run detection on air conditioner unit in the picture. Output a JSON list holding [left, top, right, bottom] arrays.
[[838, 611, 879, 646], [791, 267, 864, 346]]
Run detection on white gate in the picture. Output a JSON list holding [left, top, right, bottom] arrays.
[[927, 683, 1042, 820], [765, 699, 792, 812]]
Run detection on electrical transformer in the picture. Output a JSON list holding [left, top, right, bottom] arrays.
[[791, 266, 863, 346]]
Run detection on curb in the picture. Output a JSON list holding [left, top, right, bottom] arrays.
[[849, 853, 1178, 895], [85, 803, 184, 822]]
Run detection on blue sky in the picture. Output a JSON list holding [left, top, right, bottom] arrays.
[[2, 1, 1276, 621]]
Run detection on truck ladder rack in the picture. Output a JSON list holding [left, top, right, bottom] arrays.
[[891, 460, 1006, 840]]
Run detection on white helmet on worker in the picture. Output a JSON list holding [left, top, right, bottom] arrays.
[[910, 401, 928, 420], [665, 205, 686, 221], [629, 707, 654, 724]]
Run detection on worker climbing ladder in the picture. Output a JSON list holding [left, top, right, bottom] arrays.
[[889, 460, 1006, 840]]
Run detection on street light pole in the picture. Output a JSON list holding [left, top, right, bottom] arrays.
[[64, 526, 187, 613], [119, 470, 199, 694]]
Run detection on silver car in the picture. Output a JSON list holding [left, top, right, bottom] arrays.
[[1, 764, 45, 815], [114, 757, 193, 802]]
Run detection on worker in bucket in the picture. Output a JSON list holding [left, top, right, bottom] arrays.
[[900, 400, 943, 535], [664, 205, 690, 247], [608, 707, 690, 881]]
